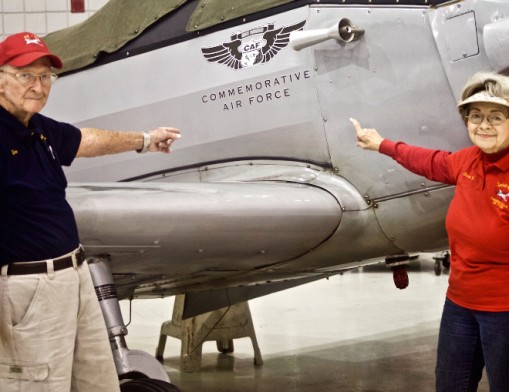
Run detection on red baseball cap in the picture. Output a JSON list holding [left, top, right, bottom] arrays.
[[0, 32, 62, 69]]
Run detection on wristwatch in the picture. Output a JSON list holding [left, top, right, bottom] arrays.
[[136, 132, 150, 153]]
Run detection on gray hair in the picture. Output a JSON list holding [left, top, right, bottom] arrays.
[[459, 72, 509, 118]]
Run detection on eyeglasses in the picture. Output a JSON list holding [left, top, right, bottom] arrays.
[[0, 70, 58, 86], [466, 111, 508, 126]]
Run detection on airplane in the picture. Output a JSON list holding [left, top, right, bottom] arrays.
[[41, 0, 509, 390]]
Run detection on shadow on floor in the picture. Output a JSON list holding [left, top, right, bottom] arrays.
[[164, 325, 488, 392]]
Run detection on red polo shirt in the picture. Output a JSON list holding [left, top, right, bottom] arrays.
[[380, 140, 509, 311]]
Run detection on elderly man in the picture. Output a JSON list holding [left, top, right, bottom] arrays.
[[0, 32, 181, 391]]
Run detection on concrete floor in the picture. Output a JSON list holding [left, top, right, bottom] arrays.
[[120, 253, 489, 392]]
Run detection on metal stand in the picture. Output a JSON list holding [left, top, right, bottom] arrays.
[[87, 256, 170, 383], [156, 294, 263, 372]]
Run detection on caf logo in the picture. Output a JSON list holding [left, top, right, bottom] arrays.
[[201, 20, 305, 70]]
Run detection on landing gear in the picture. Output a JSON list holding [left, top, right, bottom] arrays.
[[385, 254, 410, 289], [433, 251, 450, 276], [88, 256, 183, 392]]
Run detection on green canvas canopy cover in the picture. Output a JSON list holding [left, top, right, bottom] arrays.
[[43, 0, 294, 74], [43, 0, 445, 74], [187, 0, 294, 31]]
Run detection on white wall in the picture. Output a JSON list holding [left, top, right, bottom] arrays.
[[0, 0, 109, 41]]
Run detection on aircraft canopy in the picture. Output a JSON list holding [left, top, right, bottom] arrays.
[[43, 0, 448, 74]]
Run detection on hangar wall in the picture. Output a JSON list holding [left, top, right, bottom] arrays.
[[0, 0, 109, 40]]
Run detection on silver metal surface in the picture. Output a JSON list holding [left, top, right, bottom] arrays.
[[39, 0, 509, 304]]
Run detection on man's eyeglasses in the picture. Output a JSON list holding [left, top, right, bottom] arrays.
[[0, 70, 58, 86]]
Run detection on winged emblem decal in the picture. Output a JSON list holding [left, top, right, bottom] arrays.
[[201, 20, 306, 70]]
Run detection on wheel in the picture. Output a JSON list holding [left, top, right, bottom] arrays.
[[391, 265, 409, 289], [217, 339, 234, 353], [434, 259, 442, 276], [442, 252, 450, 269], [120, 378, 183, 392]]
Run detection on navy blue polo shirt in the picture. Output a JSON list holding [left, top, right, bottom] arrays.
[[0, 105, 82, 265]]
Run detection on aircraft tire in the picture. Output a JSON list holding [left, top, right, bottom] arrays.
[[120, 378, 183, 392], [217, 339, 234, 353], [434, 260, 442, 276], [442, 252, 451, 269]]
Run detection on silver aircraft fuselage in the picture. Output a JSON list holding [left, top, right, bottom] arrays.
[[42, 0, 509, 302]]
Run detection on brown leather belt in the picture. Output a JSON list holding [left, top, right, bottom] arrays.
[[6, 248, 86, 275]]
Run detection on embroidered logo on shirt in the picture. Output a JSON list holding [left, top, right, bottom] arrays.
[[462, 172, 475, 181], [491, 197, 508, 210], [36, 131, 56, 160], [492, 183, 509, 211], [498, 189, 509, 202]]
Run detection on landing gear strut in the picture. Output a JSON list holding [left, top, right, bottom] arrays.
[[88, 256, 183, 391], [385, 254, 410, 289]]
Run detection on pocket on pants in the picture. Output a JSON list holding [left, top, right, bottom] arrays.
[[6, 275, 43, 328], [0, 360, 49, 392]]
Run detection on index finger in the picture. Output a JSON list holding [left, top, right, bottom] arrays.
[[161, 127, 181, 139], [157, 126, 180, 134], [349, 117, 362, 131]]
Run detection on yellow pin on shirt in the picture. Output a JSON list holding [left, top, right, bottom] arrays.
[[11, 149, 18, 156]]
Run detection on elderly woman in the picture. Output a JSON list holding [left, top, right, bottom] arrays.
[[351, 72, 509, 392]]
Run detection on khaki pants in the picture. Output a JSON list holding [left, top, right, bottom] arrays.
[[0, 261, 120, 392]]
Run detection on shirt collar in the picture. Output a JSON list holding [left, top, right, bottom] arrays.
[[0, 104, 42, 142], [481, 146, 509, 171]]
